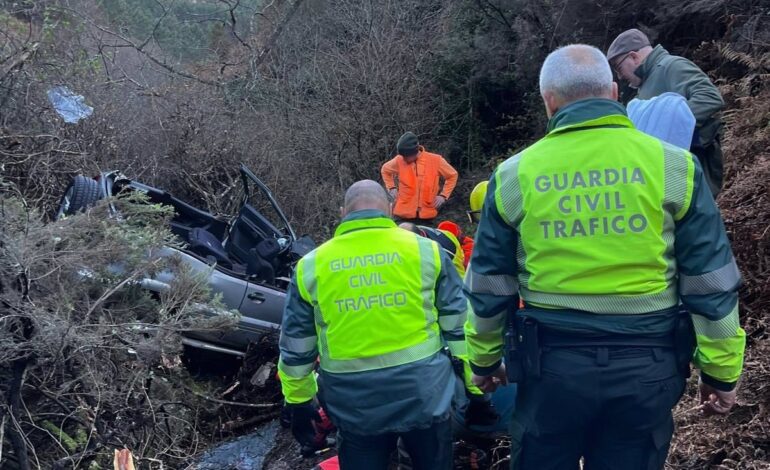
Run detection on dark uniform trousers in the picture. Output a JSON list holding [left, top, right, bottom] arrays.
[[336, 418, 452, 470], [509, 346, 686, 470]]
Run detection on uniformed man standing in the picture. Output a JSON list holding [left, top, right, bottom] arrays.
[[278, 180, 471, 469], [464, 45, 745, 469]]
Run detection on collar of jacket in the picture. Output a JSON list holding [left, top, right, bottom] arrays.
[[335, 210, 396, 237], [400, 145, 426, 162], [546, 98, 631, 135], [634, 44, 669, 82]]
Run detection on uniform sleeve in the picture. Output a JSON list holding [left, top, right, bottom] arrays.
[[434, 249, 482, 395], [381, 156, 399, 190], [668, 58, 724, 127], [463, 166, 521, 375], [438, 157, 458, 199], [675, 157, 745, 391], [277, 269, 319, 404], [435, 249, 469, 355]]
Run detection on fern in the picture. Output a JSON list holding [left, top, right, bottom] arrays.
[[717, 42, 759, 69]]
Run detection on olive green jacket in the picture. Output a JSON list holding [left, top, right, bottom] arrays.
[[635, 45, 724, 147]]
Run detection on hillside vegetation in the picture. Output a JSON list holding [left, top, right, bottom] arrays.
[[1, 0, 768, 468]]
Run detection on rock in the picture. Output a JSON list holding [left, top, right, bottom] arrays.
[[250, 362, 275, 388]]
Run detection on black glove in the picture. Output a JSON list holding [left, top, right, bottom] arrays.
[[287, 401, 321, 449], [464, 395, 499, 427]]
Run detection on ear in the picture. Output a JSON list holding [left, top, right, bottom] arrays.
[[339, 206, 345, 218], [542, 91, 560, 118], [630, 50, 642, 66], [611, 81, 619, 101]]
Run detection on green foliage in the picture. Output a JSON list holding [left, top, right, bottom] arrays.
[[40, 420, 79, 453]]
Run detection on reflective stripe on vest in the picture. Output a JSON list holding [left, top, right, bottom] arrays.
[[439, 229, 466, 278], [495, 115, 695, 314], [419, 226, 465, 277], [296, 216, 443, 373]]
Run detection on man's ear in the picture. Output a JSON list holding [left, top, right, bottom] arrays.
[[340, 206, 346, 218], [542, 91, 560, 118], [611, 81, 619, 101]]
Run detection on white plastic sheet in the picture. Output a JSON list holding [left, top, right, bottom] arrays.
[[47, 86, 93, 123]]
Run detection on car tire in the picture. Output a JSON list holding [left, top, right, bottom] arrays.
[[56, 175, 101, 219]]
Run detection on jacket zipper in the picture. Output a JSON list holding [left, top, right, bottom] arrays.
[[414, 161, 420, 218]]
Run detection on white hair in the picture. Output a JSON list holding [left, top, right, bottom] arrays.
[[343, 180, 389, 213], [539, 44, 613, 102]]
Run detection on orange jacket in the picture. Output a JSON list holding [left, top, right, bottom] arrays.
[[381, 146, 458, 220]]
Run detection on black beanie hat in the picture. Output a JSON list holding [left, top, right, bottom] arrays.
[[397, 132, 419, 156]]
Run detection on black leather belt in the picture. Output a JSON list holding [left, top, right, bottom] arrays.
[[539, 331, 675, 349]]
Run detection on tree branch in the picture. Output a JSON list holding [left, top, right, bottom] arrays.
[[63, 7, 221, 87], [250, 0, 304, 74], [0, 44, 37, 83]]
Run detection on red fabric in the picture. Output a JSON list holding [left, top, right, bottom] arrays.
[[437, 221, 473, 268], [460, 236, 474, 268], [437, 220, 461, 238], [314, 456, 339, 470]]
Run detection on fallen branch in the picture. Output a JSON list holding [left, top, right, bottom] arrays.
[[173, 380, 279, 409], [0, 413, 5, 464], [51, 442, 107, 470], [220, 410, 281, 433]]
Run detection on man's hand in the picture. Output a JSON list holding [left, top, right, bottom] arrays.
[[472, 364, 507, 393], [465, 394, 499, 427], [288, 401, 322, 449], [388, 188, 398, 200], [699, 380, 737, 416], [434, 195, 446, 209]]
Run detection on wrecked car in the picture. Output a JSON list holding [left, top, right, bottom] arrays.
[[57, 164, 314, 356]]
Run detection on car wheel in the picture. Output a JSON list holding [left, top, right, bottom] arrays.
[[56, 175, 101, 219]]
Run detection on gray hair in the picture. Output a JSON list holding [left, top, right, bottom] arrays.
[[343, 180, 390, 213], [539, 44, 613, 102]]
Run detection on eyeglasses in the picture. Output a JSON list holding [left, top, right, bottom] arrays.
[[612, 51, 635, 75], [466, 210, 481, 224]]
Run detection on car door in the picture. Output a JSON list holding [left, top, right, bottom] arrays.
[[210, 286, 283, 350], [227, 164, 297, 266], [233, 281, 285, 335]]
